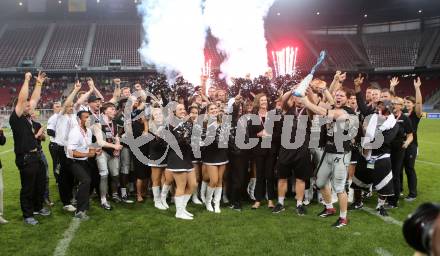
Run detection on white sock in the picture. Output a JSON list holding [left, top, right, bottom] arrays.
[[121, 188, 127, 198], [378, 198, 386, 207], [340, 211, 347, 219], [278, 197, 285, 205], [325, 202, 333, 209], [101, 196, 107, 204], [152, 186, 160, 201], [296, 200, 303, 207], [250, 178, 256, 188], [161, 184, 170, 198], [201, 181, 208, 197], [183, 194, 191, 207]]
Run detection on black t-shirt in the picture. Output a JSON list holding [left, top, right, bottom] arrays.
[[407, 111, 421, 146], [392, 114, 413, 148], [9, 110, 39, 155]]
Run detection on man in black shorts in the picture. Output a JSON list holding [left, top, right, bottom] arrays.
[[273, 91, 312, 215]]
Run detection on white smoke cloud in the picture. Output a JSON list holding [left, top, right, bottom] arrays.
[[204, 0, 275, 83], [138, 0, 207, 84]]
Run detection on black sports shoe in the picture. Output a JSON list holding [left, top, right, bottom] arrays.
[[296, 205, 307, 216], [272, 203, 285, 214], [378, 206, 388, 216], [318, 207, 336, 217], [348, 202, 364, 210], [332, 217, 348, 228], [230, 203, 242, 212]]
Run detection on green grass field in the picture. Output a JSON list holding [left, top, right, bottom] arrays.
[[0, 120, 439, 256]]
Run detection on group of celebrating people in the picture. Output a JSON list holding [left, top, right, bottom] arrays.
[[0, 69, 423, 229]]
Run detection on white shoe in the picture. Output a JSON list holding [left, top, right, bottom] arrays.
[[175, 196, 193, 220], [176, 211, 193, 220], [63, 205, 77, 212], [154, 200, 167, 210], [0, 216, 8, 224], [192, 195, 203, 205], [184, 209, 194, 217], [214, 203, 221, 213], [160, 197, 169, 209]]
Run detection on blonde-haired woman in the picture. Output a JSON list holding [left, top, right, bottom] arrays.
[[202, 103, 229, 213]]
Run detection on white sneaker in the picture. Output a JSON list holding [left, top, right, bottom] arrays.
[[0, 216, 8, 224], [154, 201, 167, 210], [63, 205, 77, 212]]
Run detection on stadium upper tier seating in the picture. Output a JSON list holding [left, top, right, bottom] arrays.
[[0, 24, 48, 68], [0, 22, 438, 72], [362, 31, 421, 68], [89, 24, 141, 67], [41, 24, 90, 70]]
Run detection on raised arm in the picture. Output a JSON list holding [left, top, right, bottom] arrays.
[[29, 71, 46, 111], [329, 71, 346, 94], [389, 77, 399, 95], [354, 74, 373, 116], [15, 72, 32, 117], [88, 78, 104, 100], [300, 89, 347, 121], [109, 78, 121, 104], [74, 82, 94, 109], [414, 77, 423, 118], [61, 81, 81, 114]]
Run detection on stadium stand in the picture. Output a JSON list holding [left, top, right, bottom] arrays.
[[89, 24, 141, 67], [41, 24, 90, 70], [0, 24, 48, 68], [362, 31, 421, 68]]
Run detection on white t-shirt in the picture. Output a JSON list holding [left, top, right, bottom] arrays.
[[54, 114, 78, 146], [47, 113, 59, 143], [66, 125, 93, 160]]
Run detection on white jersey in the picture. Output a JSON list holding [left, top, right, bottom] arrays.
[[47, 113, 59, 143], [54, 114, 78, 147], [66, 125, 93, 160]]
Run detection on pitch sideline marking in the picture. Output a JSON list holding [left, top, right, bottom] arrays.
[[53, 218, 81, 256], [416, 159, 440, 167], [361, 206, 403, 227]]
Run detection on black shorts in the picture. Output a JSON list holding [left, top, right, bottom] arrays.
[[351, 156, 394, 196], [277, 147, 312, 181]]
